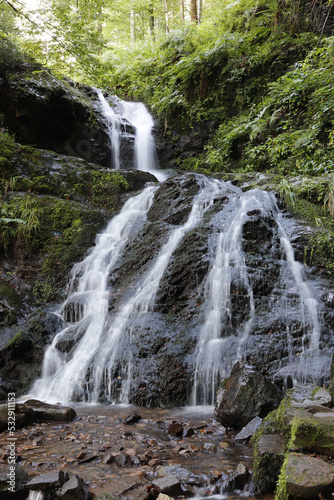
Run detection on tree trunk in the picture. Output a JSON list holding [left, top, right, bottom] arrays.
[[148, 3, 155, 40], [197, 0, 202, 23], [130, 9, 135, 42], [180, 0, 185, 21], [191, 0, 198, 22], [164, 0, 169, 32]]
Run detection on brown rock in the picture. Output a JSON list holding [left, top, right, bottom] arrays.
[[148, 458, 162, 467], [168, 423, 183, 437]]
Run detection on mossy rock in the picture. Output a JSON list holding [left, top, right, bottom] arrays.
[[252, 434, 285, 493], [276, 452, 334, 500], [288, 413, 334, 456], [0, 282, 24, 327]]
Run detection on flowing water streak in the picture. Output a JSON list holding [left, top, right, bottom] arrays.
[[121, 100, 157, 174], [28, 491, 45, 500], [92, 176, 226, 403], [98, 91, 121, 169], [97, 91, 165, 180], [192, 188, 322, 405], [32, 186, 157, 403], [191, 189, 273, 405], [276, 213, 322, 382]]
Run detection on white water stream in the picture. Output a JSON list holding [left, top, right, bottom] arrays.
[[32, 185, 158, 403]]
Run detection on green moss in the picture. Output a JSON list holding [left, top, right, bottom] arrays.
[[276, 458, 290, 500], [288, 415, 334, 454], [90, 170, 130, 208], [4, 331, 33, 357]]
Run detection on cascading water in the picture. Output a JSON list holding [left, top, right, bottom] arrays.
[[98, 91, 121, 170], [276, 213, 323, 385], [191, 187, 323, 405], [32, 186, 157, 403]]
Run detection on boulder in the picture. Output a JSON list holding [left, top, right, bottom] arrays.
[[0, 465, 30, 499], [0, 402, 33, 432], [278, 452, 334, 499], [0, 70, 112, 167], [124, 412, 141, 425], [21, 399, 77, 422], [152, 475, 184, 497], [288, 412, 334, 455], [215, 362, 283, 429], [27, 470, 69, 490], [56, 474, 90, 500], [167, 423, 184, 437]]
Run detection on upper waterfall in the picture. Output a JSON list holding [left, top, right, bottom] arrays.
[[97, 91, 165, 181]]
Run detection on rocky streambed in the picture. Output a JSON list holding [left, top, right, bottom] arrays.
[[0, 402, 274, 500]]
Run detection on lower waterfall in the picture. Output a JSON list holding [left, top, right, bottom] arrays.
[[31, 173, 325, 405]]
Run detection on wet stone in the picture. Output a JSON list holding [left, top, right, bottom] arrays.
[[152, 474, 184, 496], [22, 399, 77, 422], [235, 416, 263, 442], [124, 412, 142, 425], [27, 470, 69, 490], [253, 434, 285, 493], [183, 427, 195, 437], [157, 465, 203, 485], [114, 453, 132, 468], [168, 422, 184, 437], [201, 442, 217, 452], [284, 452, 334, 499], [56, 474, 89, 500], [234, 463, 249, 490]]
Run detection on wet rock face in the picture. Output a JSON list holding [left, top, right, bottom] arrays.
[[147, 174, 200, 225], [33, 174, 334, 406], [0, 71, 111, 166]]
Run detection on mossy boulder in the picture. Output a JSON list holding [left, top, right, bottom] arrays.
[[288, 413, 334, 456], [0, 282, 25, 327], [0, 310, 64, 395], [276, 453, 334, 500], [252, 385, 334, 497], [252, 434, 285, 493]]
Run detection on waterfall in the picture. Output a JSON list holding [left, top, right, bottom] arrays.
[[97, 91, 163, 180], [31, 89, 324, 405], [32, 186, 158, 403], [28, 492, 44, 500], [191, 187, 323, 405], [276, 213, 323, 385]]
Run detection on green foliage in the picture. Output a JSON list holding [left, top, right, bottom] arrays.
[[0, 129, 16, 176], [278, 180, 298, 208], [203, 35, 334, 175], [91, 170, 129, 207], [0, 193, 40, 250]]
